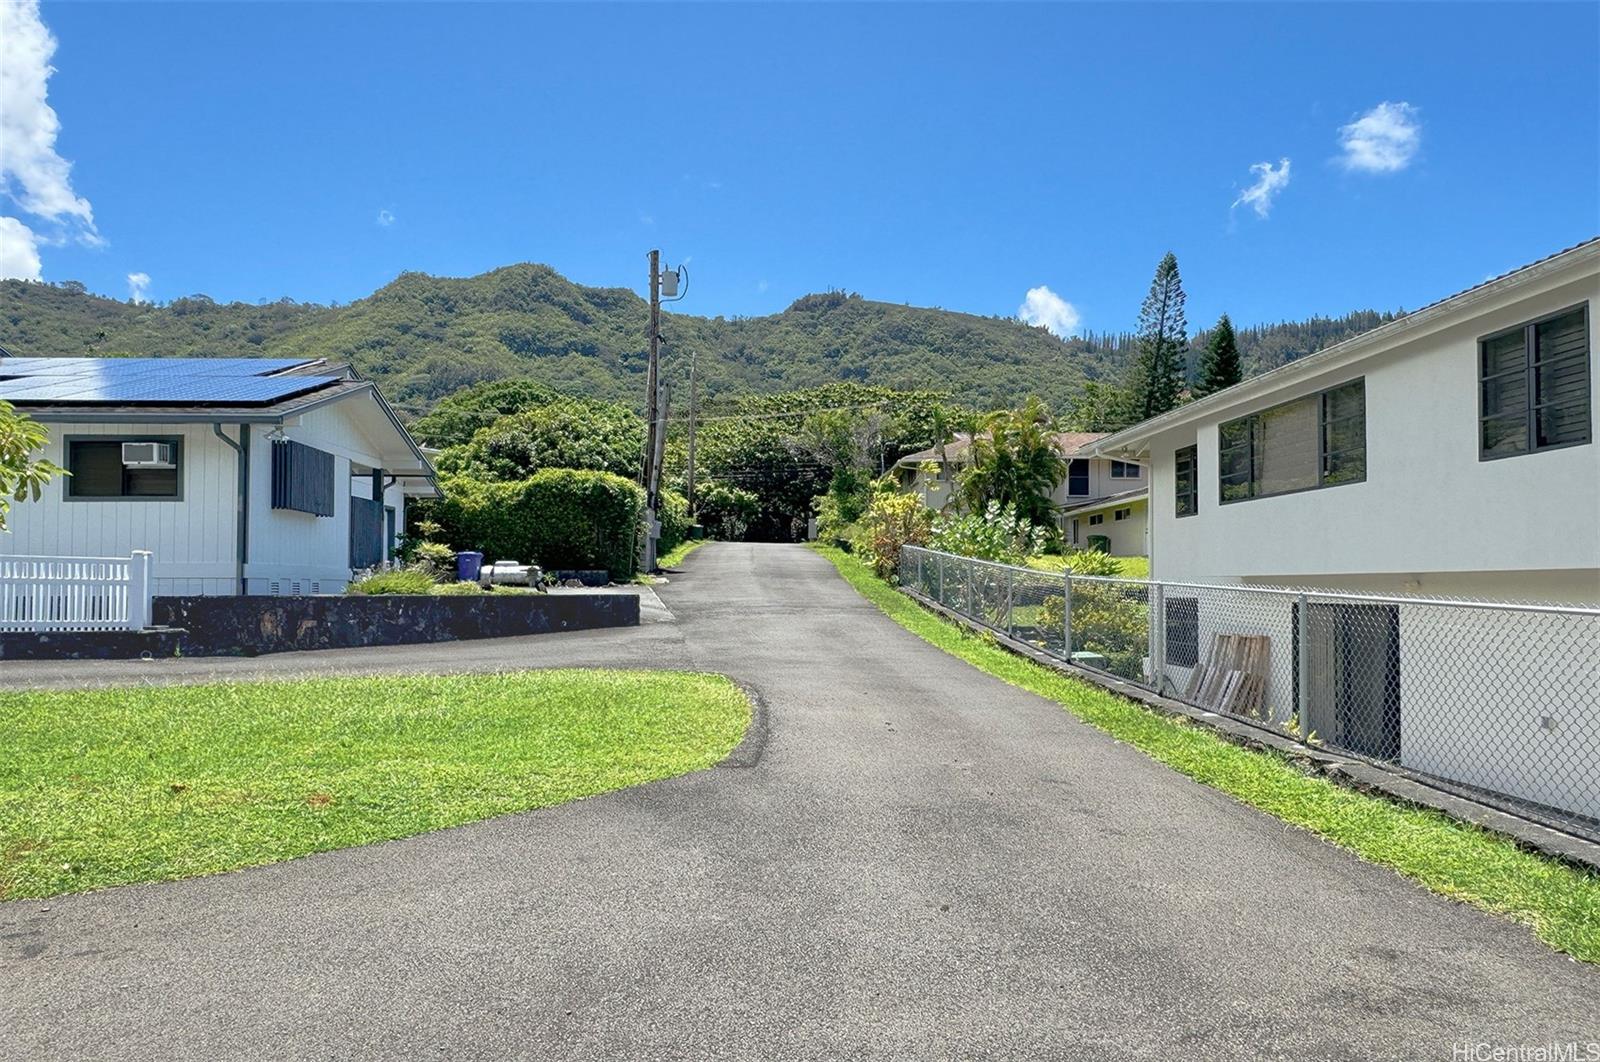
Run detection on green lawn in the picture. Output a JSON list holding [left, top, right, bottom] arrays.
[[1026, 553, 1151, 579], [815, 545, 1600, 964], [0, 669, 749, 899]]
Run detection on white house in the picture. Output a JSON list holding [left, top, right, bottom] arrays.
[[1092, 239, 1598, 602], [1090, 238, 1598, 822], [894, 431, 1149, 557], [1, 356, 437, 596]]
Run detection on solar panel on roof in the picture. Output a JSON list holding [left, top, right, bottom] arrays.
[[0, 357, 335, 406], [0, 357, 314, 378], [0, 374, 339, 406]]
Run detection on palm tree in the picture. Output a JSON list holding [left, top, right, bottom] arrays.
[[957, 397, 1066, 526]]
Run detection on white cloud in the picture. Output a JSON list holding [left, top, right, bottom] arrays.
[[1338, 101, 1421, 174], [127, 271, 151, 303], [0, 0, 101, 262], [1232, 158, 1292, 218], [1018, 285, 1081, 338], [0, 216, 43, 280], [376, 208, 395, 227], [756, 279, 769, 293]]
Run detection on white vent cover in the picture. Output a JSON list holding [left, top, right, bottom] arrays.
[[122, 441, 175, 468]]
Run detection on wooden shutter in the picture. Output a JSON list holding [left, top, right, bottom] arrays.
[[271, 440, 335, 517]]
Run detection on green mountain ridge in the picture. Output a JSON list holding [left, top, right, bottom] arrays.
[[0, 266, 1393, 417]]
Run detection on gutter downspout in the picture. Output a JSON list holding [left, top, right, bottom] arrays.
[[213, 423, 250, 594]]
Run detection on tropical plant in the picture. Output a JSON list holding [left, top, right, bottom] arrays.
[[957, 397, 1066, 527], [858, 490, 934, 580], [1056, 547, 1123, 576], [930, 501, 1047, 565], [0, 401, 65, 533], [411, 541, 457, 578]]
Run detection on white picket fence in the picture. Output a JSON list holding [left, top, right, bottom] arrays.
[[0, 552, 153, 632]]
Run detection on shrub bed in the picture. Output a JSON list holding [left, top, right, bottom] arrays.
[[426, 469, 646, 580]]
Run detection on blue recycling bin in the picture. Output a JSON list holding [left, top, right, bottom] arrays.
[[456, 551, 483, 583]]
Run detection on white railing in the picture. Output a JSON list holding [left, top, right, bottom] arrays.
[[0, 551, 153, 632]]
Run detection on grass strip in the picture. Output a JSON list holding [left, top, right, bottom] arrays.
[[656, 537, 711, 570], [814, 544, 1600, 963], [0, 669, 749, 899]]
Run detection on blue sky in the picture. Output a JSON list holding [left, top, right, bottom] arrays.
[[4, 2, 1597, 338]]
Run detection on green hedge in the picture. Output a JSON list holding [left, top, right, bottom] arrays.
[[658, 489, 691, 554], [426, 469, 645, 580]]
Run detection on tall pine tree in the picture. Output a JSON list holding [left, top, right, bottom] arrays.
[[1195, 312, 1242, 397], [1128, 252, 1188, 420]]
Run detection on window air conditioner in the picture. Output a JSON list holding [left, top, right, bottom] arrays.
[[122, 441, 174, 468]]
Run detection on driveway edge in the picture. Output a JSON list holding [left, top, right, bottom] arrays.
[[900, 586, 1600, 875]]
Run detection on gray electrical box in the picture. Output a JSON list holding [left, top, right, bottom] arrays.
[[660, 268, 679, 298]]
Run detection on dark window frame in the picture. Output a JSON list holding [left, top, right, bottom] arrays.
[[63, 435, 184, 502], [1114, 507, 1131, 521], [1088, 513, 1104, 526], [1066, 458, 1089, 496], [1109, 459, 1140, 479], [1174, 445, 1198, 518], [1218, 378, 1367, 506], [1478, 302, 1591, 462]]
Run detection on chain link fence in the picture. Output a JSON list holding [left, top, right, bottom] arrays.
[[900, 544, 1600, 843]]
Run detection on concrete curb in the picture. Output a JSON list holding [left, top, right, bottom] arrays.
[[899, 586, 1600, 875]]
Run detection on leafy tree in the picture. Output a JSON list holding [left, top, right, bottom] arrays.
[[433, 396, 644, 481], [695, 481, 760, 541], [1194, 312, 1242, 397], [665, 383, 952, 542], [957, 397, 1067, 527], [411, 379, 562, 447], [797, 406, 885, 525], [1061, 379, 1133, 432], [1127, 252, 1189, 420], [0, 401, 65, 532]]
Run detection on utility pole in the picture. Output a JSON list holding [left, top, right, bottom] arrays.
[[684, 351, 698, 514], [642, 249, 661, 495], [640, 250, 663, 571], [640, 249, 686, 571]]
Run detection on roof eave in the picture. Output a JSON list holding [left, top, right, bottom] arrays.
[[1090, 237, 1600, 457]]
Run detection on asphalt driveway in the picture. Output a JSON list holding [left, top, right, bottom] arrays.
[[2, 543, 1596, 1060]]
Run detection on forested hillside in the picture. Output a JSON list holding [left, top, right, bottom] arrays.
[[1081, 308, 1402, 378], [0, 266, 1396, 418]]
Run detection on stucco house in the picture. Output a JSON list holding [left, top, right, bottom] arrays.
[[1088, 239, 1597, 822], [1091, 238, 1597, 603], [894, 431, 1148, 556], [1, 356, 437, 596]]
